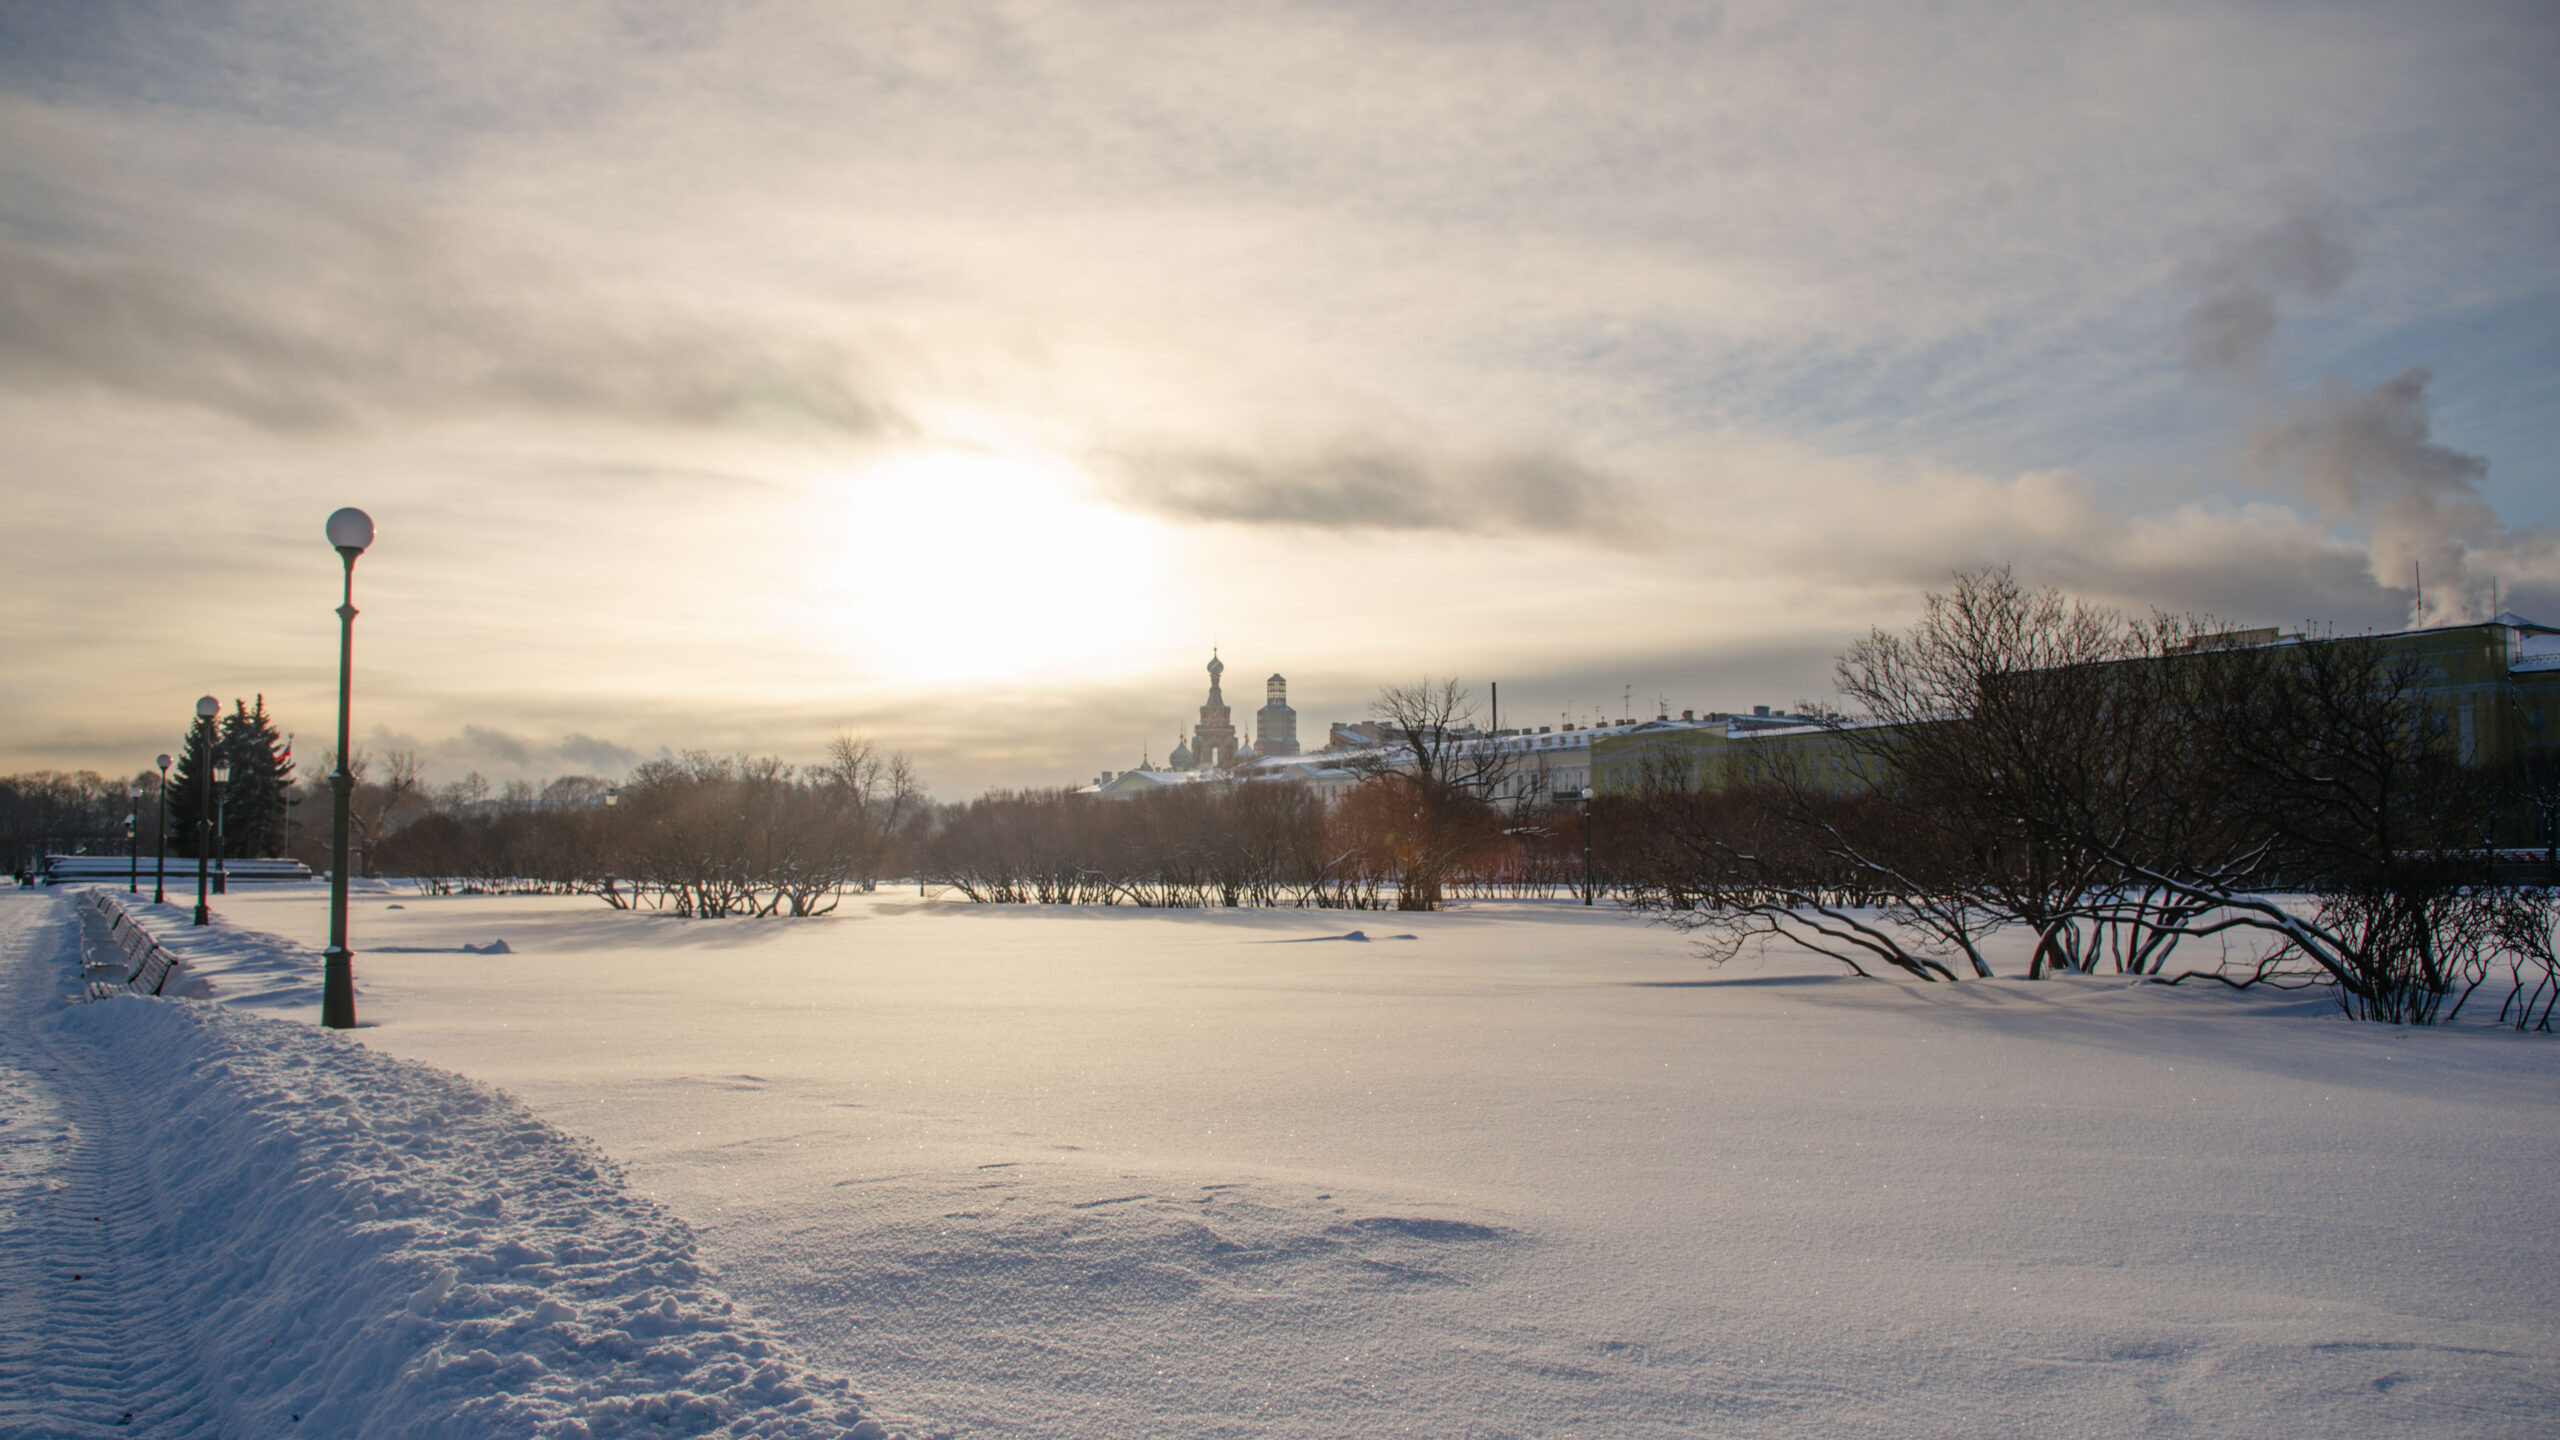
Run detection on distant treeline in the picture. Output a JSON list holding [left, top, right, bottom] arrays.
[[924, 780, 1593, 909], [1, 771, 140, 878], [2, 696, 294, 877], [365, 739, 924, 918], [346, 728, 1596, 914]]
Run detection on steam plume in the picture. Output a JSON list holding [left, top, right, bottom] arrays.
[[2182, 205, 2544, 625]]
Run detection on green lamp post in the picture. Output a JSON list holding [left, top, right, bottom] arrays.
[[322, 507, 374, 1030]]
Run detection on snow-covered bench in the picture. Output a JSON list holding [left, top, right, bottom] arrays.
[[77, 889, 186, 1000], [43, 854, 314, 885]]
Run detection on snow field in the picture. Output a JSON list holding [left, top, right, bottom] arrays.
[[0, 890, 901, 1439], [28, 881, 2560, 1438], [180, 884, 2560, 1439]]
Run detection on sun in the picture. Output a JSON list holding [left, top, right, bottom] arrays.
[[796, 449, 1178, 686]]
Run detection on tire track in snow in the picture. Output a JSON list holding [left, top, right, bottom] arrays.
[[0, 891, 220, 1436]]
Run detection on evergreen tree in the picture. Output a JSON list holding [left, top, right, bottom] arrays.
[[218, 697, 294, 858], [165, 709, 220, 859]]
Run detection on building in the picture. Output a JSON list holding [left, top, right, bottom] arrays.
[[1255, 674, 1301, 756], [1086, 652, 1847, 805], [1590, 715, 1869, 796], [1589, 615, 2560, 833], [1187, 653, 1242, 770], [1091, 654, 1285, 798]]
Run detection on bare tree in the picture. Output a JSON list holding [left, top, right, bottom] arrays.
[[329, 748, 424, 878], [1348, 679, 1511, 911], [1617, 757, 1996, 982], [2101, 632, 2524, 1022], [1832, 568, 2168, 976], [822, 731, 925, 889]]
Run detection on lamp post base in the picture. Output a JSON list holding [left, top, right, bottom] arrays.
[[322, 947, 356, 1029]]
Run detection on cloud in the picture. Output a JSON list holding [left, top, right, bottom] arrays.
[[5, 3, 2558, 794], [360, 726, 646, 783], [1101, 441, 1634, 540], [455, 725, 532, 767], [556, 733, 642, 774], [1701, 451, 2393, 630], [0, 233, 896, 437], [0, 94, 900, 438]]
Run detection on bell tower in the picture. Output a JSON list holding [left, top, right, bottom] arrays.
[[1255, 673, 1300, 756], [1190, 652, 1240, 769]]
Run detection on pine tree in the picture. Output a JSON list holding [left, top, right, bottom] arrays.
[[166, 709, 220, 860], [218, 697, 294, 858]]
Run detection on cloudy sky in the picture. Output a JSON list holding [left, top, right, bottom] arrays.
[[3, 0, 2556, 796]]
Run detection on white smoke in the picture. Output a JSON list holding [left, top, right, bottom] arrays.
[[2184, 205, 2549, 625], [2248, 367, 2499, 625]]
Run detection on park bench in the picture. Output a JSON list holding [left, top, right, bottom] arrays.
[[76, 888, 187, 1000]]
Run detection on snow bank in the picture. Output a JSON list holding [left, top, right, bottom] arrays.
[[36, 912, 904, 1438]]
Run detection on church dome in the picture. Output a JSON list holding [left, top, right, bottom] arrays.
[[1207, 652, 1224, 678], [1168, 735, 1195, 770]]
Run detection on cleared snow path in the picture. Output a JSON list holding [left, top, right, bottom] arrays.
[[0, 892, 220, 1436], [0, 890, 902, 1439]]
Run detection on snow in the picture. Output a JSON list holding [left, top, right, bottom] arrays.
[[0, 890, 899, 1438], [29, 881, 2543, 1438], [10, 881, 2560, 1437]]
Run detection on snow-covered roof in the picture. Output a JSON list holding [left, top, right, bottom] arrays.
[[1097, 768, 1209, 791]]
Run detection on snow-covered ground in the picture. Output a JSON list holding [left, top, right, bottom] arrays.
[[0, 888, 899, 1439], [15, 881, 2560, 1438]]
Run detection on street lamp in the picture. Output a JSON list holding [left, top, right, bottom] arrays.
[[322, 506, 374, 1031], [126, 784, 140, 893], [212, 754, 232, 894], [153, 754, 170, 905], [192, 696, 220, 924]]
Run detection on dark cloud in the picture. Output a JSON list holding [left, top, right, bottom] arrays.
[[556, 732, 641, 774], [1103, 441, 1634, 541], [456, 724, 533, 767], [362, 725, 646, 782], [0, 235, 896, 436]]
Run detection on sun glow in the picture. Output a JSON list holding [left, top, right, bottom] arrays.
[[797, 449, 1179, 686]]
